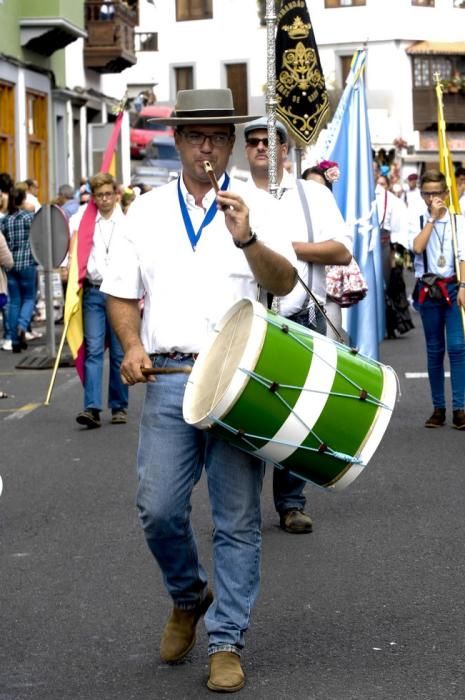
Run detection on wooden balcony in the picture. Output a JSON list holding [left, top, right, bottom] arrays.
[[83, 0, 138, 74], [412, 87, 465, 131]]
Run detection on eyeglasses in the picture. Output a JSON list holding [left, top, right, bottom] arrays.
[[420, 190, 446, 198], [181, 131, 231, 146], [93, 191, 116, 200]]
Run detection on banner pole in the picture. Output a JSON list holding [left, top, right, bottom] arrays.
[[265, 0, 279, 198], [434, 74, 465, 335]]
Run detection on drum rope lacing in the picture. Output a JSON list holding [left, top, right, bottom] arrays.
[[210, 319, 394, 466]]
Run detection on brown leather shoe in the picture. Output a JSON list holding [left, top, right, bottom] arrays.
[[279, 508, 313, 534], [424, 408, 446, 428], [160, 589, 213, 663], [207, 651, 245, 692], [453, 409, 465, 430]]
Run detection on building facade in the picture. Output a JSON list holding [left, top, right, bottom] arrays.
[[101, 0, 465, 174], [0, 0, 136, 200]]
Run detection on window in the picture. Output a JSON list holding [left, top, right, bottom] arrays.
[[412, 55, 465, 88], [453, 0, 465, 7], [135, 32, 158, 51], [0, 81, 15, 177], [26, 90, 48, 202], [411, 0, 434, 6], [176, 0, 212, 21], [175, 66, 194, 92], [324, 0, 365, 7]]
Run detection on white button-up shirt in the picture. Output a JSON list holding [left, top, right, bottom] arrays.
[[69, 203, 126, 285], [100, 174, 296, 353], [271, 171, 352, 315], [408, 212, 465, 278]]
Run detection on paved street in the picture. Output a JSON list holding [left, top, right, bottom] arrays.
[[1, 302, 464, 700]]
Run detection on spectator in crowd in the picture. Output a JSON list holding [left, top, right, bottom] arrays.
[[55, 184, 79, 220], [0, 186, 37, 353], [24, 178, 41, 213], [455, 166, 465, 213], [0, 227, 14, 353], [0, 172, 13, 218]]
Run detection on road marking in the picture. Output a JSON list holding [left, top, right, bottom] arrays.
[[405, 372, 450, 378], [4, 402, 42, 419]]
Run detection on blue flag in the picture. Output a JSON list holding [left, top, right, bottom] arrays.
[[322, 49, 385, 360]]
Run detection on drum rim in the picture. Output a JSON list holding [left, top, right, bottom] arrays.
[[329, 363, 398, 491], [183, 298, 268, 428]]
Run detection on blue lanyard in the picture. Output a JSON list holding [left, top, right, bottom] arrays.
[[177, 172, 230, 251]]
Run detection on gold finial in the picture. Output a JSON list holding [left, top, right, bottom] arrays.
[[111, 91, 129, 115]]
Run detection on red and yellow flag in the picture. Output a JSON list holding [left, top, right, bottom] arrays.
[[64, 109, 125, 382]]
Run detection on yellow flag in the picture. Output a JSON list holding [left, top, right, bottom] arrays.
[[435, 81, 461, 215]]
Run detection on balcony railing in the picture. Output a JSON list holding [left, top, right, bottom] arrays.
[[83, 0, 138, 74]]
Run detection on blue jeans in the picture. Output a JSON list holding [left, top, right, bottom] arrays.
[[82, 286, 128, 411], [136, 355, 264, 655], [6, 266, 37, 344], [272, 305, 327, 513], [415, 283, 465, 410]]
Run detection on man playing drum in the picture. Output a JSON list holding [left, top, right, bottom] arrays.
[[101, 89, 297, 693], [244, 117, 352, 535]]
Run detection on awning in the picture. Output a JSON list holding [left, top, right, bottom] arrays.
[[407, 41, 465, 56]]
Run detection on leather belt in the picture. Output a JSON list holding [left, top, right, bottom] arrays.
[[153, 352, 198, 361]]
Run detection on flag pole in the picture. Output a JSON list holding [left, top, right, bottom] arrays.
[[44, 316, 72, 405], [265, 0, 279, 198], [434, 73, 465, 335]]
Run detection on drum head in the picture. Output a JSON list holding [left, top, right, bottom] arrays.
[[183, 299, 267, 428]]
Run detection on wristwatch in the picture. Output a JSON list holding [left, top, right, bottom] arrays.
[[426, 216, 435, 224], [233, 231, 258, 249], [459, 281, 465, 289]]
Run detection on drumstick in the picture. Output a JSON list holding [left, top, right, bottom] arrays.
[[141, 366, 192, 376], [203, 161, 220, 193]]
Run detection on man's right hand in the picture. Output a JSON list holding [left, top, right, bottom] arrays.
[[120, 345, 153, 385]]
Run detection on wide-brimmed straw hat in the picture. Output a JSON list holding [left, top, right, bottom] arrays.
[[148, 89, 259, 125]]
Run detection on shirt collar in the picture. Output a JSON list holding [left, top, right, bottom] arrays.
[[180, 171, 228, 209]]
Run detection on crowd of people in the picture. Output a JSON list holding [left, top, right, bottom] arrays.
[[1, 87, 465, 693]]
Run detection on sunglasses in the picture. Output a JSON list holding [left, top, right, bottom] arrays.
[[246, 136, 284, 148]]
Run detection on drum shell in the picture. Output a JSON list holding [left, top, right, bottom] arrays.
[[183, 299, 397, 490]]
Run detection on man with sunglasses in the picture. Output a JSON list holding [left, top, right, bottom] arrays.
[[71, 172, 128, 429], [409, 170, 465, 429], [101, 90, 297, 692], [244, 117, 352, 536]]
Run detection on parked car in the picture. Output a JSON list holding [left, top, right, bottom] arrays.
[[131, 135, 181, 188], [130, 105, 174, 159]]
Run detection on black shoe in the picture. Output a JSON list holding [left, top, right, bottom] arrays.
[[424, 408, 446, 428], [111, 409, 128, 424], [18, 330, 28, 350], [12, 344, 22, 354], [76, 409, 101, 429], [279, 509, 313, 533], [452, 409, 465, 430]]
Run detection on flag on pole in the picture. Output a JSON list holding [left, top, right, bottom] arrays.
[[322, 49, 385, 360], [275, 0, 329, 145], [64, 108, 125, 382], [435, 79, 461, 215]]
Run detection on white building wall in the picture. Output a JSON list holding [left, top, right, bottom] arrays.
[[101, 0, 465, 168]]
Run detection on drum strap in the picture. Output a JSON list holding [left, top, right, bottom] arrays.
[[296, 179, 314, 296]]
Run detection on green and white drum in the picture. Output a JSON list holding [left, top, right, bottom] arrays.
[[183, 299, 397, 491]]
